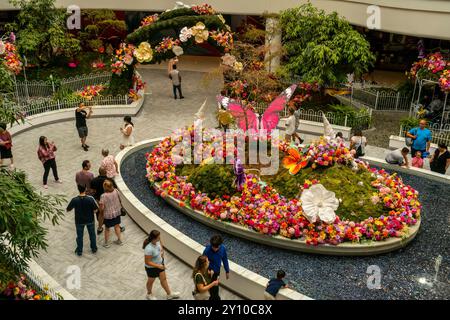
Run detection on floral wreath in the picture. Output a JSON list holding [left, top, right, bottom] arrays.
[[146, 126, 421, 246]]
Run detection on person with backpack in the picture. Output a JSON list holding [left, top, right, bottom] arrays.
[[350, 130, 367, 158], [192, 255, 220, 300]]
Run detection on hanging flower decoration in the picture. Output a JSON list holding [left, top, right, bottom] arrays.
[[111, 43, 136, 75], [408, 52, 450, 82], [0, 38, 22, 75], [192, 3, 216, 15], [133, 42, 153, 63], [439, 69, 450, 92], [191, 22, 209, 43], [210, 30, 234, 51], [155, 37, 180, 53], [141, 14, 159, 27], [172, 45, 184, 56], [300, 184, 339, 224]]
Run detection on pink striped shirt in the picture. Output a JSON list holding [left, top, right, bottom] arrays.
[[99, 189, 122, 219]]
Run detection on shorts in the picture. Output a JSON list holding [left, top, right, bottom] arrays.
[[145, 267, 164, 278], [104, 215, 121, 228], [77, 126, 88, 138], [0, 147, 12, 159]]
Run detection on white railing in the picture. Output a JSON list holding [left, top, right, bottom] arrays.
[[400, 123, 450, 146], [24, 267, 63, 300], [14, 72, 112, 101], [351, 87, 411, 111], [8, 94, 130, 118]]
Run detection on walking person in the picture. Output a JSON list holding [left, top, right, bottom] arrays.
[[119, 116, 135, 150], [350, 129, 367, 158], [99, 180, 124, 247], [75, 103, 93, 151], [101, 149, 119, 178], [284, 108, 296, 143], [91, 167, 125, 235], [66, 184, 98, 256], [406, 119, 432, 158], [143, 230, 180, 300], [264, 270, 288, 300], [292, 107, 304, 144], [0, 122, 14, 170], [192, 255, 220, 300], [37, 136, 62, 189], [430, 143, 450, 174], [385, 147, 410, 168], [75, 160, 95, 195], [202, 234, 230, 300], [169, 64, 184, 99]]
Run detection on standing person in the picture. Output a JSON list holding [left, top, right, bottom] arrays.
[[430, 143, 450, 174], [37, 136, 62, 189], [91, 167, 125, 235], [0, 122, 14, 170], [119, 116, 135, 150], [99, 180, 123, 247], [169, 64, 184, 99], [350, 129, 367, 158], [264, 270, 288, 300], [192, 255, 219, 300], [143, 230, 180, 300], [167, 57, 179, 75], [75, 103, 93, 151], [75, 160, 95, 195], [101, 149, 119, 178], [202, 234, 230, 300], [406, 119, 432, 158], [385, 147, 410, 168], [66, 184, 98, 256], [412, 151, 424, 169], [284, 108, 296, 143], [292, 107, 304, 144]]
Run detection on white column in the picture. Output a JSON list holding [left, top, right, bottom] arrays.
[[264, 16, 282, 73]]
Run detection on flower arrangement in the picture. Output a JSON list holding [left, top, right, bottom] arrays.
[[146, 126, 421, 245], [192, 3, 216, 15], [2, 274, 54, 300], [133, 42, 153, 63], [111, 43, 135, 75], [133, 74, 146, 91], [210, 30, 234, 51], [408, 52, 450, 82], [439, 69, 450, 92], [141, 14, 159, 27], [77, 84, 105, 100], [91, 61, 105, 69], [155, 37, 181, 53], [0, 36, 22, 74], [128, 88, 141, 101]]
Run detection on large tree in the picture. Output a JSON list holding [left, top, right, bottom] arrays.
[[279, 3, 375, 86], [7, 0, 81, 66], [0, 169, 65, 286]]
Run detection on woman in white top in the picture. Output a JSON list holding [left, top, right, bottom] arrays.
[[120, 116, 135, 150], [284, 108, 296, 143], [349, 129, 367, 158]]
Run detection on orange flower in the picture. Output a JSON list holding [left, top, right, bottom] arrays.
[[282, 148, 308, 175]]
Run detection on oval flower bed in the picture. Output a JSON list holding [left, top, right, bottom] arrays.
[[145, 126, 421, 246]]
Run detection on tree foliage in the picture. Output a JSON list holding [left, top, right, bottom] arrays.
[[279, 3, 375, 86], [7, 0, 81, 66], [0, 169, 65, 285]]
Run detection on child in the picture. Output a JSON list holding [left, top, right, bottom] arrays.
[[264, 270, 288, 300], [335, 132, 344, 145], [412, 150, 424, 168]]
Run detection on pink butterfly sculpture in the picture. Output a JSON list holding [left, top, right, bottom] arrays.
[[217, 84, 297, 134]]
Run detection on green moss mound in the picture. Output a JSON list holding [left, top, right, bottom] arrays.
[[186, 164, 235, 198], [263, 165, 387, 221]]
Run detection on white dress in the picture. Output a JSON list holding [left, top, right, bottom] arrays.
[[121, 124, 135, 146]]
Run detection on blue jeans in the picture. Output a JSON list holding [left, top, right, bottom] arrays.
[[75, 222, 97, 254]]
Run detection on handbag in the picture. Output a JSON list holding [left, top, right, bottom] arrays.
[[117, 191, 127, 216], [192, 273, 210, 300], [355, 137, 365, 158], [405, 128, 415, 147]]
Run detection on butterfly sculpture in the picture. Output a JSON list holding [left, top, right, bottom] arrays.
[[217, 84, 297, 134]]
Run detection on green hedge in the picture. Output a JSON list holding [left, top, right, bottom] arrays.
[[187, 164, 235, 198]]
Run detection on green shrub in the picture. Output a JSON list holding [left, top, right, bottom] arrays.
[[187, 164, 235, 198], [400, 117, 420, 130]]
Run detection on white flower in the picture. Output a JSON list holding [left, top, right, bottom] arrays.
[[233, 61, 243, 72], [300, 184, 339, 224], [179, 27, 193, 42], [221, 53, 236, 67], [217, 14, 226, 24], [0, 41, 5, 55], [172, 45, 184, 56]]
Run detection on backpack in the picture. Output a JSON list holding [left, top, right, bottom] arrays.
[[354, 137, 365, 158]]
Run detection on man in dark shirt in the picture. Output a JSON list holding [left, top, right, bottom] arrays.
[[67, 184, 98, 256], [90, 166, 125, 235], [203, 235, 230, 300], [75, 103, 92, 151]]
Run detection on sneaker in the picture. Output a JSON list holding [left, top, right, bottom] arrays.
[[83, 146, 89, 152], [84, 144, 90, 148], [91, 248, 98, 254], [114, 239, 124, 246], [146, 294, 157, 300], [180, 96, 185, 99], [74, 249, 82, 256], [174, 97, 177, 100], [43, 184, 48, 189], [120, 226, 126, 232], [55, 179, 62, 184], [103, 241, 111, 248], [97, 227, 103, 235], [166, 292, 180, 300]]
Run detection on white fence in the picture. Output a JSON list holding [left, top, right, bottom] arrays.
[[24, 267, 63, 300], [350, 87, 411, 111], [14, 72, 112, 101], [400, 123, 450, 146]]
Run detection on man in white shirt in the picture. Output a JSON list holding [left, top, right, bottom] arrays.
[[285, 108, 296, 143], [169, 64, 184, 99]]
